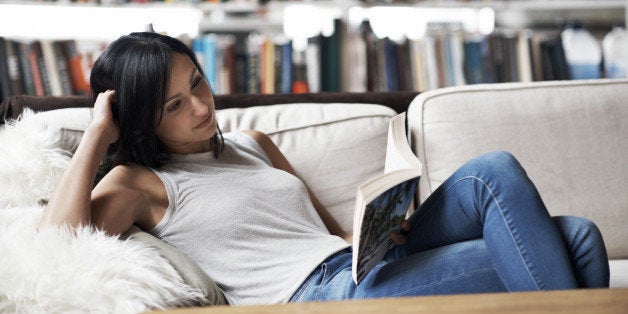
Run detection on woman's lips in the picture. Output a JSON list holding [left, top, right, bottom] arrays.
[[195, 114, 212, 129]]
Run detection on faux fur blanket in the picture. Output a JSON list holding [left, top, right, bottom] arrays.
[[0, 110, 202, 313]]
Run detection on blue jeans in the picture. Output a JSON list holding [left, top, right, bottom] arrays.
[[291, 151, 609, 302]]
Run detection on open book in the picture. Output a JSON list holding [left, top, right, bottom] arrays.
[[352, 112, 422, 285]]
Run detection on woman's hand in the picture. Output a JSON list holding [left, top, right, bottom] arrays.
[[89, 90, 119, 145], [390, 219, 411, 245]]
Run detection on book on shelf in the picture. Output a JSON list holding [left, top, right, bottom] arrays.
[[278, 37, 293, 94], [260, 38, 275, 94], [341, 26, 367, 93], [0, 38, 20, 101], [305, 36, 321, 93], [0, 38, 10, 102], [320, 19, 342, 93], [52, 41, 74, 96], [352, 112, 421, 285], [16, 41, 36, 96], [40, 40, 64, 96], [31, 41, 52, 96]]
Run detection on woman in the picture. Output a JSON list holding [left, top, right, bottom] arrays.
[[38, 32, 609, 305]]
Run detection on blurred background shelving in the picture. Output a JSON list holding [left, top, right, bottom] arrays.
[[0, 0, 626, 100]]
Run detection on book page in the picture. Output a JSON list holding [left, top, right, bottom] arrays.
[[384, 112, 422, 175]]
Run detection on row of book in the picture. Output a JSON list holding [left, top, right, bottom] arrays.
[[0, 23, 608, 102], [0, 38, 98, 103], [190, 22, 342, 95], [190, 21, 583, 95]]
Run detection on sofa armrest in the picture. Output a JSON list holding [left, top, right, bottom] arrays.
[[408, 78, 628, 259]]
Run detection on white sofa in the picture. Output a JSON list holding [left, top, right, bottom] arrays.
[[1, 79, 625, 310]]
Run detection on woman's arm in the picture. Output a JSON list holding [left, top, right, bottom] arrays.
[[244, 130, 352, 243], [38, 91, 149, 235]]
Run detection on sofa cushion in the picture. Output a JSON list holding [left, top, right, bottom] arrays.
[[217, 103, 397, 233], [407, 79, 628, 259]]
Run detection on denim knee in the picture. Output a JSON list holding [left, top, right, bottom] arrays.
[[552, 215, 610, 287], [464, 151, 526, 179], [554, 216, 607, 253]]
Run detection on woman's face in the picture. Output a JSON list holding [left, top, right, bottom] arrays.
[[155, 53, 217, 154]]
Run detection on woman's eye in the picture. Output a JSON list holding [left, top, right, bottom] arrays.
[[167, 102, 181, 112], [192, 76, 203, 89]]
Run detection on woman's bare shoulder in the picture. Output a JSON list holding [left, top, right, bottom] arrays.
[[92, 164, 167, 232], [99, 164, 160, 190], [93, 164, 165, 206]]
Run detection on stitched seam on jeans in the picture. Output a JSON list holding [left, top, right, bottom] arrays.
[[464, 175, 542, 290], [314, 263, 328, 301], [388, 268, 497, 297], [292, 273, 314, 302]]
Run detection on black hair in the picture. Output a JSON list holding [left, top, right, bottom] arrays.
[[90, 32, 223, 170]]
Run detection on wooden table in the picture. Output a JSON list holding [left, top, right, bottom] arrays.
[[155, 288, 628, 314]]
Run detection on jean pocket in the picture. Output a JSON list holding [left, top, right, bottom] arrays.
[[291, 264, 324, 303]]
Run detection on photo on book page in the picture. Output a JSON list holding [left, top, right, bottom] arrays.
[[355, 177, 418, 283]]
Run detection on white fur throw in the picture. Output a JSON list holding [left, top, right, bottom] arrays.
[[0, 110, 202, 313], [0, 109, 72, 208]]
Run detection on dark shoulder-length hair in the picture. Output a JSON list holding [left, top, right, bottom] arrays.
[[90, 32, 223, 170]]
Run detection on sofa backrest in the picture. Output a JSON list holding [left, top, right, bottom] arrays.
[[408, 79, 628, 259]]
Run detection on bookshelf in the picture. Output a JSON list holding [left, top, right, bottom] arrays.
[[0, 0, 626, 101]]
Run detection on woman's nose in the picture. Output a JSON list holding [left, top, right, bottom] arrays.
[[191, 96, 209, 116]]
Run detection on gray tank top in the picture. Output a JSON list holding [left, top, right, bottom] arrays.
[[148, 131, 349, 305]]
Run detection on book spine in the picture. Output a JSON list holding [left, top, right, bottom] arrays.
[[40, 40, 63, 96], [463, 39, 484, 85], [245, 34, 262, 94], [5, 39, 25, 96], [450, 31, 466, 86], [31, 41, 52, 96], [320, 19, 342, 92], [517, 30, 533, 83], [489, 32, 506, 83], [273, 41, 283, 94], [360, 21, 378, 92], [224, 38, 236, 95], [280, 41, 292, 94], [0, 37, 11, 101], [397, 39, 412, 91], [260, 38, 275, 94], [53, 41, 75, 95], [17, 41, 36, 96], [233, 35, 248, 94], [383, 38, 400, 92], [305, 36, 321, 93], [374, 38, 386, 91], [201, 35, 218, 93]]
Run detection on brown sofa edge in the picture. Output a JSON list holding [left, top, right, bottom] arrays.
[[1, 92, 419, 124], [1, 95, 92, 123]]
